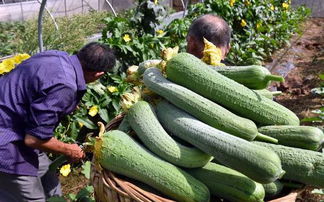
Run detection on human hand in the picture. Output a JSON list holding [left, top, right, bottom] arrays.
[[65, 143, 85, 162]]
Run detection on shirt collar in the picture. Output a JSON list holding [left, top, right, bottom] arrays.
[[69, 55, 86, 91]]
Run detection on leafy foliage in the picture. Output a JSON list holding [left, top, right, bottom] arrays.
[[101, 0, 310, 69], [101, 0, 168, 70], [0, 11, 109, 57]]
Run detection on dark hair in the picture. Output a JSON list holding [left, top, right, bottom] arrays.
[[77, 42, 116, 72], [187, 14, 231, 48]]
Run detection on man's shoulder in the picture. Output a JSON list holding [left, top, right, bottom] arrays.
[[25, 51, 78, 91], [33, 50, 69, 58]]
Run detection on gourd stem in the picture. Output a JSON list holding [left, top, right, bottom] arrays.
[[265, 75, 285, 82], [271, 91, 282, 96], [255, 133, 278, 144]]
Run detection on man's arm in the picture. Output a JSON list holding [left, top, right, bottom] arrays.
[[24, 134, 84, 162]]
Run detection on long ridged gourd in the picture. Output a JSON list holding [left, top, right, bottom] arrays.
[[94, 130, 210, 202], [143, 67, 258, 141], [209, 65, 284, 90], [166, 53, 299, 126], [156, 101, 285, 184], [127, 101, 212, 168], [258, 126, 324, 151], [255, 142, 324, 187], [186, 162, 265, 202]]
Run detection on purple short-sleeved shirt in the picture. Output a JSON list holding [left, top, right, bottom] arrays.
[[0, 50, 86, 176]]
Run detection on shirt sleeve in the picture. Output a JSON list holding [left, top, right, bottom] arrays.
[[25, 84, 76, 140]]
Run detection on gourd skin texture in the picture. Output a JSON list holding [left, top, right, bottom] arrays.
[[143, 67, 258, 141], [258, 126, 324, 151], [186, 162, 265, 202], [127, 101, 212, 168], [95, 130, 210, 202], [156, 101, 284, 184], [262, 181, 284, 198], [166, 53, 299, 126], [255, 142, 324, 187]]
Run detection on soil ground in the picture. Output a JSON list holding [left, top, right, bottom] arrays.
[[60, 18, 324, 201], [267, 18, 324, 128]]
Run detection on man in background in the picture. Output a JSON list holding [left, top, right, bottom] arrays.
[[186, 14, 232, 61], [0, 42, 116, 201]]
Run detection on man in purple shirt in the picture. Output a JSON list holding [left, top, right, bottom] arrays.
[[0, 42, 116, 201]]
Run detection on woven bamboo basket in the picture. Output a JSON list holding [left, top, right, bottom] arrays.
[[90, 114, 299, 202]]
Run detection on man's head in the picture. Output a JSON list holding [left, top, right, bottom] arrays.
[[187, 14, 231, 59], [77, 42, 116, 83]]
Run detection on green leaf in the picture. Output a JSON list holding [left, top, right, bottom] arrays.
[[301, 117, 323, 123], [81, 161, 91, 179], [76, 185, 94, 199], [47, 196, 67, 202], [99, 108, 110, 123], [68, 193, 77, 201], [319, 74, 324, 80], [75, 117, 97, 130]]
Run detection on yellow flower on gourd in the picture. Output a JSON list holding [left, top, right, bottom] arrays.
[[229, 0, 235, 7], [270, 5, 275, 11], [60, 164, 71, 177], [282, 3, 289, 9], [154, 0, 158, 5], [201, 38, 225, 66], [107, 86, 118, 93], [241, 19, 247, 27], [88, 105, 99, 117], [156, 29, 164, 36], [123, 34, 131, 42]]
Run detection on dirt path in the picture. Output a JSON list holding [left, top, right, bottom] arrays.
[[266, 18, 324, 128]]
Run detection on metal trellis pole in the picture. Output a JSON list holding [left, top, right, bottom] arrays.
[[38, 0, 47, 52], [37, 0, 59, 32], [105, 0, 117, 17]]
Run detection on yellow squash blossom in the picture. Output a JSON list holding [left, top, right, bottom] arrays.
[[229, 0, 235, 7], [60, 164, 71, 177], [123, 34, 131, 42], [270, 5, 275, 11], [201, 38, 225, 66], [156, 29, 164, 36], [107, 86, 118, 93], [241, 19, 247, 27], [282, 3, 289, 9], [88, 105, 99, 117], [154, 0, 158, 4]]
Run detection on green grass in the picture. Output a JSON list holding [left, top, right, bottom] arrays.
[[0, 11, 111, 57]]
